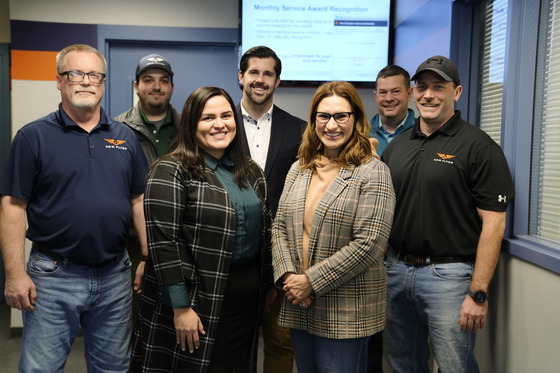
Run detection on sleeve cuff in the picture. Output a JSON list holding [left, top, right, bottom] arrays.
[[160, 282, 192, 308]]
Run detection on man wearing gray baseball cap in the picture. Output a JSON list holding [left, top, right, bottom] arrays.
[[381, 55, 515, 372], [115, 54, 180, 319]]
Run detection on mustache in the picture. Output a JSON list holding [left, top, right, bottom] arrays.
[[73, 87, 96, 94], [250, 83, 269, 89]]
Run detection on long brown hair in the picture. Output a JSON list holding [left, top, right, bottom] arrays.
[[169, 86, 250, 187], [298, 81, 372, 170]]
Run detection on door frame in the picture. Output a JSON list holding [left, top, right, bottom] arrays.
[[97, 25, 239, 111]]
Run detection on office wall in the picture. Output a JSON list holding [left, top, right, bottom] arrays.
[[8, 0, 452, 132], [474, 255, 560, 372], [8, 0, 312, 128], [9, 0, 238, 28]]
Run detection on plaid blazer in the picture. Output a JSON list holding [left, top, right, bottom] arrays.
[[130, 156, 272, 373], [272, 158, 395, 339]]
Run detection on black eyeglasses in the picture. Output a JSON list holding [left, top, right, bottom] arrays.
[[60, 71, 106, 84], [315, 112, 354, 124]]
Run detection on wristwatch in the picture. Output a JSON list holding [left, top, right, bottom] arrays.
[[468, 289, 488, 303]]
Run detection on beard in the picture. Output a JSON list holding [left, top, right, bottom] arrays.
[[244, 83, 274, 106], [71, 89, 100, 110], [141, 97, 170, 116]]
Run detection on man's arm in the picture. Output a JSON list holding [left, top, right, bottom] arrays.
[[460, 208, 506, 332], [131, 193, 148, 293], [0, 195, 36, 310]]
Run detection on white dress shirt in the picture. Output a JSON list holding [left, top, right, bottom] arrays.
[[240, 102, 274, 170]]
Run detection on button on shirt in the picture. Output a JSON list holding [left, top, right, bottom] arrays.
[[139, 107, 176, 157], [208, 154, 262, 264], [240, 104, 273, 170]]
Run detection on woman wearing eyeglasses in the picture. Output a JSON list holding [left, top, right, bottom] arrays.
[[272, 81, 396, 373]]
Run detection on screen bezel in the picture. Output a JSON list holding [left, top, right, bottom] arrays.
[[238, 1, 395, 88]]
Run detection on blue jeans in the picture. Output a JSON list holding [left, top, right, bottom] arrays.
[[19, 249, 132, 373], [290, 329, 369, 373], [384, 251, 479, 373]]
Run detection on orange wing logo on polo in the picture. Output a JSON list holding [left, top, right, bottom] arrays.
[[437, 153, 456, 160], [104, 139, 127, 146]]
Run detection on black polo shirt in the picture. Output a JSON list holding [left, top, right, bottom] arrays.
[[382, 111, 514, 257]]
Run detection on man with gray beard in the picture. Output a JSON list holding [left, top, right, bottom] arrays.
[[0, 44, 148, 372]]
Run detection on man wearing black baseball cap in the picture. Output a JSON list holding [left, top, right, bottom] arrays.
[[115, 54, 180, 317], [381, 55, 515, 372]]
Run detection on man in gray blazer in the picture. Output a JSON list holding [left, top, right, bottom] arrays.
[[236, 45, 305, 373]]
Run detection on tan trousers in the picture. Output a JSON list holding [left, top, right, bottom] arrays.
[[262, 289, 294, 373]]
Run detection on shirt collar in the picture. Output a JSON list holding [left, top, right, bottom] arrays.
[[138, 105, 174, 126], [57, 103, 111, 130], [240, 101, 274, 122], [411, 110, 462, 139], [378, 110, 411, 132], [204, 152, 233, 170]]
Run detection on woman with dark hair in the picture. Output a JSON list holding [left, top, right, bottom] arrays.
[[130, 86, 272, 373], [272, 81, 395, 372]]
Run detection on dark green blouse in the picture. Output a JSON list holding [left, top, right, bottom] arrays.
[[160, 154, 262, 308]]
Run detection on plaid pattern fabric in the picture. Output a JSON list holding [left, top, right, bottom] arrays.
[[272, 158, 395, 339], [130, 156, 272, 372]]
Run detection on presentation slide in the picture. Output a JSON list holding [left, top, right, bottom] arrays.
[[241, 0, 391, 84]]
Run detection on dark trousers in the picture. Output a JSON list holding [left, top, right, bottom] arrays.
[[367, 331, 384, 372], [208, 261, 260, 373]]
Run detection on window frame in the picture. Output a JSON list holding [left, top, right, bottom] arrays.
[[488, 0, 560, 273]]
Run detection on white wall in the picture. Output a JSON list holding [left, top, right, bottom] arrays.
[[474, 254, 560, 372], [9, 0, 239, 28]]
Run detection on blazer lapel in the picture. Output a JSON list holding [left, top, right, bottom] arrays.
[[236, 104, 252, 157], [293, 169, 312, 266], [264, 107, 285, 178]]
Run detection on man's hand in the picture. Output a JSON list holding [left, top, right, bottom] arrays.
[[459, 295, 488, 332], [133, 260, 145, 294], [5, 272, 36, 310]]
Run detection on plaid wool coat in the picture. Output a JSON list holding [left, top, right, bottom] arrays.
[[130, 156, 272, 373], [272, 158, 395, 339]]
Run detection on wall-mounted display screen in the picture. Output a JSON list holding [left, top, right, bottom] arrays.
[[240, 0, 392, 86]]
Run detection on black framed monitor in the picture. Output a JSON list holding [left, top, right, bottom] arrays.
[[240, 0, 393, 87]]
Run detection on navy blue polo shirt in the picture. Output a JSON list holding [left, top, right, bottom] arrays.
[[382, 111, 515, 257], [0, 105, 148, 265]]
